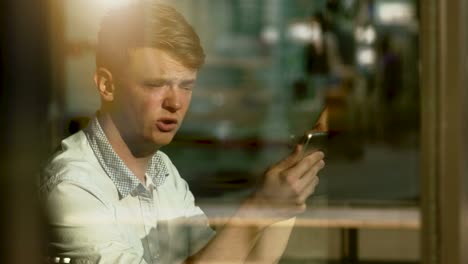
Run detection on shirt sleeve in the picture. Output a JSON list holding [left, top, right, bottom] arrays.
[[45, 181, 147, 264]]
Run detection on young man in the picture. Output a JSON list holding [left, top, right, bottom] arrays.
[[40, 2, 325, 263]]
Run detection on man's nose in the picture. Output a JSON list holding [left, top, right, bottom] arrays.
[[162, 87, 182, 112]]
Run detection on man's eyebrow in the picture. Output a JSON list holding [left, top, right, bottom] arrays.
[[142, 78, 167, 84], [146, 77, 170, 81], [180, 79, 196, 86], [142, 78, 196, 85]]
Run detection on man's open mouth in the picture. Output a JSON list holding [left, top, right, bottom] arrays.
[[156, 118, 178, 132]]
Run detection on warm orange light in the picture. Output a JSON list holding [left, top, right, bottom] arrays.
[[96, 0, 134, 10]]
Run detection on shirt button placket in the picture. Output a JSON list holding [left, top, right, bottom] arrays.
[[152, 191, 161, 263], [140, 189, 160, 263]]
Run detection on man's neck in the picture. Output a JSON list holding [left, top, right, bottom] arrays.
[[97, 111, 154, 183]]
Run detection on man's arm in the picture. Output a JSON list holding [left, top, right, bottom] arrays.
[[186, 146, 324, 264], [245, 217, 296, 264]]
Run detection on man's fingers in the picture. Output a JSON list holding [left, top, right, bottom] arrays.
[[290, 159, 324, 196], [274, 145, 303, 171], [296, 176, 320, 204], [281, 158, 324, 204], [298, 159, 324, 187], [284, 151, 324, 182]]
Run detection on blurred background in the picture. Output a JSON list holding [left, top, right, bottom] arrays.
[[63, 0, 420, 204], [2, 0, 467, 263], [60, 0, 421, 263]]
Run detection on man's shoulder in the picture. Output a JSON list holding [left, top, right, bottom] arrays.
[[39, 131, 115, 198], [48, 130, 95, 162]]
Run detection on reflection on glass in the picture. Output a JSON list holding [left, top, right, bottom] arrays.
[[61, 0, 421, 263]]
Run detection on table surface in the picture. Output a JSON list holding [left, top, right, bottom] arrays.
[[200, 203, 420, 230]]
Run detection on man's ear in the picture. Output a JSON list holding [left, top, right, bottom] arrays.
[[94, 68, 115, 102]]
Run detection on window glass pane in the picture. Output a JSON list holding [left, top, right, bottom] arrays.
[[60, 0, 421, 263]]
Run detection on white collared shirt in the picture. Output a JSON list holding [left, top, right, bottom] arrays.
[[40, 117, 214, 264]]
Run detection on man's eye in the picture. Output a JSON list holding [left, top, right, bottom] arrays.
[[144, 82, 165, 88], [180, 85, 194, 91]]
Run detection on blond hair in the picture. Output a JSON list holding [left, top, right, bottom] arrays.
[[96, 2, 205, 73]]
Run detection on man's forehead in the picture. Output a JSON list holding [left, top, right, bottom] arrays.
[[124, 47, 197, 79]]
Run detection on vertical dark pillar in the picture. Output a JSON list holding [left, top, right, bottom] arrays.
[[421, 0, 468, 264], [0, 0, 53, 262]]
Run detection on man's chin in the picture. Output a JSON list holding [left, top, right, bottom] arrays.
[[150, 133, 176, 147]]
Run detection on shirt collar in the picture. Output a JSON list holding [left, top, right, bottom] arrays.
[[84, 116, 169, 199]]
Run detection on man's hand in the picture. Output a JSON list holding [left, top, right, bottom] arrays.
[[187, 146, 325, 264], [243, 146, 325, 225]]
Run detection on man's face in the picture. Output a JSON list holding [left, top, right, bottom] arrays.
[[111, 47, 196, 150]]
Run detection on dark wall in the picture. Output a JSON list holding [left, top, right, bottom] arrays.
[[1, 0, 52, 262]]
